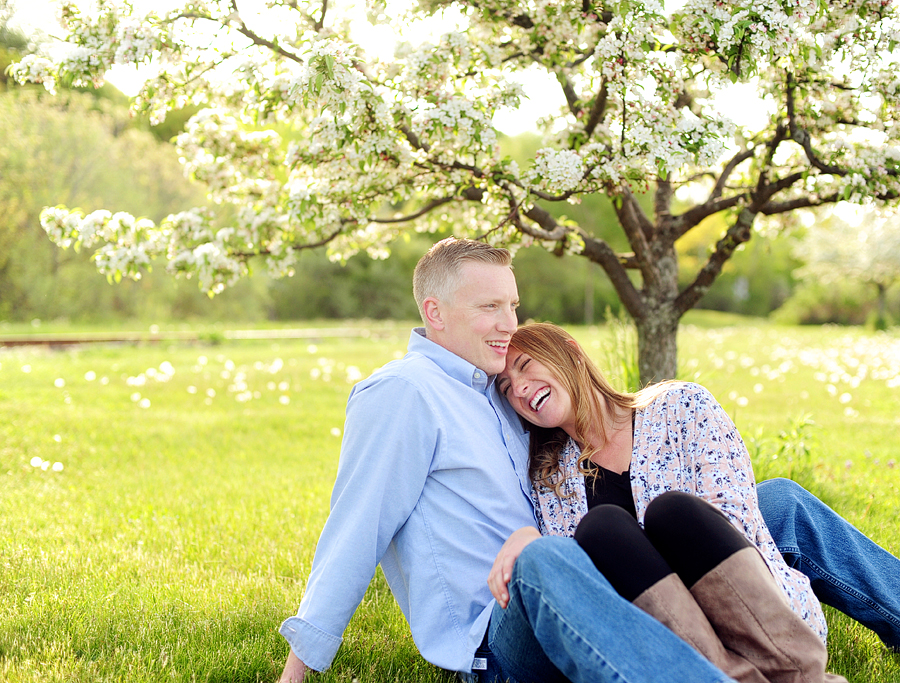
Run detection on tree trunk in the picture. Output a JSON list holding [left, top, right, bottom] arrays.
[[635, 301, 680, 385], [634, 224, 681, 385], [875, 281, 888, 331]]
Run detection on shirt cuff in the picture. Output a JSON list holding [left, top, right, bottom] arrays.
[[279, 615, 343, 672]]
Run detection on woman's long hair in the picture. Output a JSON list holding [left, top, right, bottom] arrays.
[[508, 323, 672, 496]]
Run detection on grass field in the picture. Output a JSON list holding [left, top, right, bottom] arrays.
[[1, 314, 898, 682]]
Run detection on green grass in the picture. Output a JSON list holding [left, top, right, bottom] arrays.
[[1, 316, 899, 682]]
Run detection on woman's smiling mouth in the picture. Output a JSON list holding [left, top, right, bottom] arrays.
[[530, 387, 550, 411]]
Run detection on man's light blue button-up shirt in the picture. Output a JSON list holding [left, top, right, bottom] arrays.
[[280, 329, 535, 673]]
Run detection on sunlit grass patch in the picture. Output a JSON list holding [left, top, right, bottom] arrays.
[[2, 318, 899, 682]]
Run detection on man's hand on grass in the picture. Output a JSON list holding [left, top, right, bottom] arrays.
[[279, 650, 308, 682]]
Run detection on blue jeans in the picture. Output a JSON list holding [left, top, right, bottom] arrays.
[[479, 536, 735, 683], [758, 478, 900, 650]]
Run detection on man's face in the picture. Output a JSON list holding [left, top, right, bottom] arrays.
[[430, 262, 519, 375]]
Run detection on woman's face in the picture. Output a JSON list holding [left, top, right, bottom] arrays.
[[497, 348, 577, 437]]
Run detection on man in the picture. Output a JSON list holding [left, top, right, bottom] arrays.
[[278, 238, 731, 683]]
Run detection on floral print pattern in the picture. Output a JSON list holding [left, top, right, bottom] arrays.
[[531, 382, 827, 643]]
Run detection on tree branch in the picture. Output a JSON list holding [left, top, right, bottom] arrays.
[[654, 178, 673, 224], [710, 148, 756, 201], [314, 0, 328, 31], [550, 65, 582, 118], [516, 203, 570, 240], [766, 171, 805, 196], [612, 187, 660, 291], [672, 194, 746, 239], [786, 71, 847, 177], [624, 186, 655, 239], [234, 225, 345, 257], [674, 207, 756, 313], [400, 124, 430, 153], [583, 78, 608, 139], [225, 1, 304, 64], [580, 235, 644, 319], [231, 23, 304, 63], [369, 196, 456, 223]]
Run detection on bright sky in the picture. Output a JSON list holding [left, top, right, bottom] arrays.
[[9, 0, 562, 134], [11, 0, 765, 136]]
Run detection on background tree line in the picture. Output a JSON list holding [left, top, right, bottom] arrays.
[[1, 7, 898, 329]]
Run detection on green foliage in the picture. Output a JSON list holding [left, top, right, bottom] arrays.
[[774, 280, 900, 327], [746, 414, 817, 490], [691, 235, 799, 316], [0, 89, 271, 323], [600, 306, 642, 392], [513, 248, 621, 324], [0, 3, 28, 91], [268, 239, 428, 321]]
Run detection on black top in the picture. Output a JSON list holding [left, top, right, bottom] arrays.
[[584, 410, 637, 518], [584, 465, 637, 518]]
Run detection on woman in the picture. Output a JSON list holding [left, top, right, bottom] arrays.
[[490, 322, 846, 683]]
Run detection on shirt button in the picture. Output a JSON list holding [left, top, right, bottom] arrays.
[[474, 372, 481, 378]]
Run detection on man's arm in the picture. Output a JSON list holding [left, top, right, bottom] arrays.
[[278, 373, 439, 673], [278, 650, 308, 682]]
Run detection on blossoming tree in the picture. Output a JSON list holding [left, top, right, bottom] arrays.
[[10, 0, 900, 382]]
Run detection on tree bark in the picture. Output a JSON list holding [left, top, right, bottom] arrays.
[[633, 232, 681, 384], [635, 306, 680, 385], [875, 281, 888, 330]]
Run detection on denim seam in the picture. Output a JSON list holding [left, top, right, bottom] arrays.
[[801, 557, 900, 629], [502, 577, 625, 683], [508, 577, 733, 683]]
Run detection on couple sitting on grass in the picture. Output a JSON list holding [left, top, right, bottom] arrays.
[[278, 238, 899, 683]]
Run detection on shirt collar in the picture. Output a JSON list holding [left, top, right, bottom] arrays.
[[409, 328, 491, 391]]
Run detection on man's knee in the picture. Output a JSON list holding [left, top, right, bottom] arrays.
[[513, 536, 585, 585], [758, 477, 805, 519], [516, 536, 572, 568]]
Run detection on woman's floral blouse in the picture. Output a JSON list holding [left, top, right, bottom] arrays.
[[531, 382, 827, 643]]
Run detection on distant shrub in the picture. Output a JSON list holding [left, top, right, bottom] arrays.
[[772, 280, 899, 326]]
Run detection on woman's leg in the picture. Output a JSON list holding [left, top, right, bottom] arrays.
[[643, 491, 846, 683], [574, 504, 767, 683], [573, 504, 671, 600], [643, 490, 752, 588]]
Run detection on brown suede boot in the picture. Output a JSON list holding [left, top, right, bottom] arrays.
[[633, 572, 768, 683], [689, 547, 848, 683]]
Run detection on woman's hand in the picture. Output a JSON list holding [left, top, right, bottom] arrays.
[[488, 526, 542, 609]]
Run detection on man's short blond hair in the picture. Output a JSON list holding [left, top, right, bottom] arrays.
[[413, 238, 512, 323]]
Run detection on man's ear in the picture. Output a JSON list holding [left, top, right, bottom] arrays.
[[423, 297, 444, 331]]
